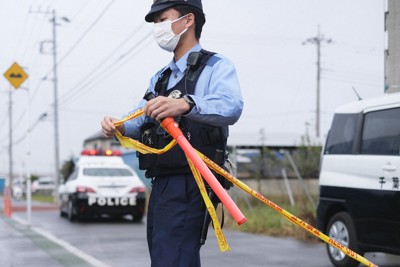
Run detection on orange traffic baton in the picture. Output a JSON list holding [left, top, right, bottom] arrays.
[[143, 92, 246, 226], [160, 117, 246, 225]]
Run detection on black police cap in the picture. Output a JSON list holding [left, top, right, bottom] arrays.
[[145, 0, 203, 22]]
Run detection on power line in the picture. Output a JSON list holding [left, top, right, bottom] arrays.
[[57, 22, 146, 105], [42, 0, 116, 81], [321, 75, 382, 87], [323, 69, 382, 82], [24, 11, 50, 74], [17, 0, 116, 156], [10, 8, 47, 128], [26, 25, 149, 133], [21, 6, 49, 62], [70, 0, 91, 21], [13, 10, 30, 59], [62, 107, 124, 117], [58, 33, 152, 108], [10, 113, 48, 147], [29, 0, 115, 104], [57, 29, 151, 108], [11, 1, 147, 148], [30, 28, 151, 131], [0, 111, 10, 147]]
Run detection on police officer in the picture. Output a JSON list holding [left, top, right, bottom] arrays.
[[101, 0, 243, 266]]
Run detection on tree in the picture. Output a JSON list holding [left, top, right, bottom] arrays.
[[291, 135, 322, 178], [60, 158, 75, 183]]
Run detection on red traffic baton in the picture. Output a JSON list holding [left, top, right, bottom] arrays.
[[145, 92, 246, 225]]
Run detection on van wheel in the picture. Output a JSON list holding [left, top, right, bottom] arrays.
[[326, 212, 363, 267]]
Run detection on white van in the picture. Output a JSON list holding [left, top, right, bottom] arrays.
[[317, 93, 400, 267]]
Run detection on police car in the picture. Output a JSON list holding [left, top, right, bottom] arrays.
[[317, 93, 400, 267], [59, 149, 146, 222]]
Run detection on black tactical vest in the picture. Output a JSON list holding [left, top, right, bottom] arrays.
[[138, 50, 227, 178]]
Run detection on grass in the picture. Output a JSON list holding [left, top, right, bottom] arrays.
[[29, 194, 55, 203], [220, 194, 319, 243]]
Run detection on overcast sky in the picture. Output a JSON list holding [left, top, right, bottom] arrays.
[[0, 0, 385, 176]]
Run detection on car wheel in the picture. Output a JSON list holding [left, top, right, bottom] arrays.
[[132, 212, 143, 223], [326, 212, 363, 267], [67, 200, 77, 222], [59, 208, 66, 218]]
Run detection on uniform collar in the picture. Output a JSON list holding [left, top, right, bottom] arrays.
[[167, 43, 202, 73]]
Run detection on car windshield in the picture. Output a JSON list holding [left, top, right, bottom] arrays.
[[83, 168, 133, 177], [39, 181, 54, 185]]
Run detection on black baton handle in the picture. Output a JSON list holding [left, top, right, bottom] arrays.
[[200, 149, 224, 245]]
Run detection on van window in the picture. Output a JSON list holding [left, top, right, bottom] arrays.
[[361, 108, 400, 155], [324, 114, 358, 155]]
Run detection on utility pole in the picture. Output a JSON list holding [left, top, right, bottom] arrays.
[[8, 86, 13, 190], [32, 8, 69, 199], [51, 9, 61, 198], [258, 128, 266, 193], [303, 25, 332, 138], [385, 0, 400, 93]]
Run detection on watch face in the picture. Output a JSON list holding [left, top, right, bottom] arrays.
[[168, 90, 182, 99]]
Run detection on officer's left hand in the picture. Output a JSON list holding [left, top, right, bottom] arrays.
[[145, 96, 190, 121]]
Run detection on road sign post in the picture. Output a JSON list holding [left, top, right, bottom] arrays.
[[3, 62, 29, 218]]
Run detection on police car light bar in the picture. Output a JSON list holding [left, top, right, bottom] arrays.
[[80, 149, 122, 156]]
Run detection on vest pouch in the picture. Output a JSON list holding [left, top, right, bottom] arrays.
[[218, 158, 234, 190], [195, 126, 232, 191], [195, 126, 226, 160], [154, 129, 190, 174], [138, 121, 158, 173]]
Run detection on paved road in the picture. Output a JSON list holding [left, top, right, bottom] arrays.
[[2, 199, 400, 267], [11, 209, 332, 267]]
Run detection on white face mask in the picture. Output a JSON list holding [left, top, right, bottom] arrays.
[[153, 15, 188, 52]]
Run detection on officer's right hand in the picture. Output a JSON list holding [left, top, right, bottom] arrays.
[[101, 116, 125, 137]]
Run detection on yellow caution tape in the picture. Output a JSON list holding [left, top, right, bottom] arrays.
[[116, 130, 177, 155], [187, 157, 230, 252], [113, 109, 379, 266], [199, 151, 379, 267], [114, 109, 229, 252], [114, 108, 144, 126]]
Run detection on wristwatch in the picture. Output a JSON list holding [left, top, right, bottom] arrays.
[[183, 94, 195, 114]]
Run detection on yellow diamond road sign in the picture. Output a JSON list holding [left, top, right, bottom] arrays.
[[4, 62, 28, 89]]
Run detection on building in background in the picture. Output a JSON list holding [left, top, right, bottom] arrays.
[[82, 132, 121, 151]]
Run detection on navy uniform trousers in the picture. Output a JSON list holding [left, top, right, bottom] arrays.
[[147, 173, 204, 267]]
